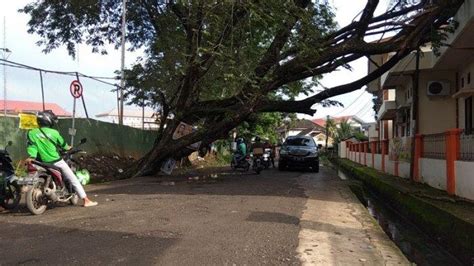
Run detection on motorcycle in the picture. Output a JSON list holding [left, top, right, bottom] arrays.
[[251, 147, 264, 174], [25, 138, 87, 215], [230, 152, 251, 171], [262, 148, 272, 169], [0, 141, 21, 210]]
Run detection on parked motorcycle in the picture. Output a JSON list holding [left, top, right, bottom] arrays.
[[25, 138, 87, 215], [252, 147, 264, 174], [0, 141, 21, 210], [230, 152, 251, 171], [262, 148, 272, 169]]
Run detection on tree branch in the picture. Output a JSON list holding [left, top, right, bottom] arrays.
[[253, 0, 311, 79], [258, 49, 411, 115], [354, 0, 379, 38]]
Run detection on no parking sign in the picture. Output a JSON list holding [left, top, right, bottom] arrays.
[[70, 80, 83, 98]]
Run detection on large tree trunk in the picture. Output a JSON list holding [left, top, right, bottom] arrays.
[[129, 111, 248, 177]]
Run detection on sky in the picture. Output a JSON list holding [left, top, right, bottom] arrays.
[[0, 0, 389, 122]]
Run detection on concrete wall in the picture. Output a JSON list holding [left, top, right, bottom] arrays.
[[399, 162, 411, 179], [367, 153, 373, 168], [339, 141, 347, 158], [455, 161, 474, 200], [385, 155, 395, 175], [374, 154, 382, 171], [418, 71, 457, 135], [345, 141, 474, 200], [420, 158, 447, 190], [0, 117, 156, 162]]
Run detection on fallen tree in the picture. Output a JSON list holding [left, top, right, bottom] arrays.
[[21, 0, 464, 176]]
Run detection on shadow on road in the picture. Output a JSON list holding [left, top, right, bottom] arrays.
[[246, 211, 300, 225], [0, 221, 177, 265]]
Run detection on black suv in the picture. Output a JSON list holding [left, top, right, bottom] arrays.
[[278, 136, 319, 172]]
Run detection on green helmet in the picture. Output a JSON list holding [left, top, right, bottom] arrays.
[[75, 169, 91, 185]]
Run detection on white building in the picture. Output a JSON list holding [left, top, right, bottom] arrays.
[[96, 106, 159, 130]]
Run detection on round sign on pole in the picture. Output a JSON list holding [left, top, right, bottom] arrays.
[[70, 80, 83, 99]]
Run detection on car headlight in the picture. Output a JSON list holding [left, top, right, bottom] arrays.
[[308, 151, 318, 157], [280, 149, 288, 155]]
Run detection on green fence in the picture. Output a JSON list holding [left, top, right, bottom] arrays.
[[0, 116, 156, 162]]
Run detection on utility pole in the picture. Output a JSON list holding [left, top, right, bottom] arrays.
[[409, 49, 421, 181], [325, 115, 330, 150], [1, 17, 12, 119], [119, 0, 127, 125]]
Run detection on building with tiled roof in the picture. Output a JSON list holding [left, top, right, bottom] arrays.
[[0, 99, 71, 117]]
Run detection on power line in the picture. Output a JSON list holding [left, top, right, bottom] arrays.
[[354, 100, 373, 117], [0, 59, 120, 88], [334, 90, 368, 116], [357, 103, 375, 118]]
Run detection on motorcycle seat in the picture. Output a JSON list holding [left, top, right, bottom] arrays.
[[32, 161, 62, 172]]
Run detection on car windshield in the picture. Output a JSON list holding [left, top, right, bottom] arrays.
[[284, 138, 315, 147]]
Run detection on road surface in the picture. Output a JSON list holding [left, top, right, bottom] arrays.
[[0, 166, 408, 265]]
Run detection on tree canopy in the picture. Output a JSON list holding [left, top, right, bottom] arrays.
[[20, 0, 465, 175]]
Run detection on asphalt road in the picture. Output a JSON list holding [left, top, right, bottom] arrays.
[[0, 166, 407, 265]]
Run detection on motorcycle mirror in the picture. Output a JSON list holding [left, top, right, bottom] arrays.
[[7, 141, 12, 146], [80, 138, 87, 144]]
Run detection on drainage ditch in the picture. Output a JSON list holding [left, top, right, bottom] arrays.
[[338, 170, 464, 265]]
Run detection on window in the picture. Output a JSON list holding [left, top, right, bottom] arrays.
[[468, 72, 471, 85], [466, 97, 473, 135], [283, 138, 315, 147], [461, 77, 465, 88]]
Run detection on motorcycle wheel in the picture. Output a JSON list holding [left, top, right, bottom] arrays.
[[0, 182, 21, 210], [254, 162, 261, 175], [69, 193, 79, 206], [26, 180, 48, 215]]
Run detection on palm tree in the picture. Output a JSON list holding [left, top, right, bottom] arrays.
[[335, 119, 353, 143], [325, 116, 337, 149]]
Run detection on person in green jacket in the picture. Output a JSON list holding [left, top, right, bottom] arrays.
[[25, 110, 97, 207]]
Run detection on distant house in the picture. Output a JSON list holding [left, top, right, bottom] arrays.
[[95, 107, 159, 130], [312, 115, 366, 132], [0, 99, 71, 117], [279, 119, 334, 147], [361, 122, 378, 142]]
